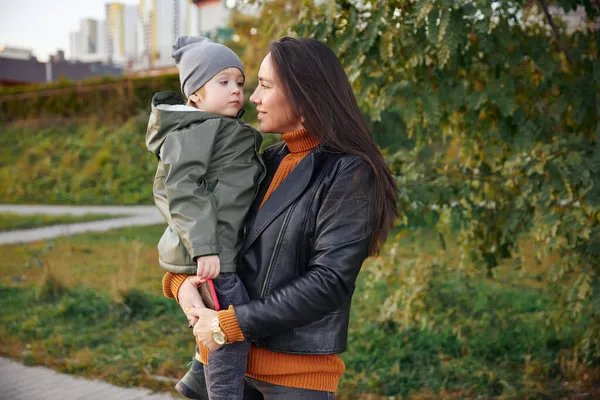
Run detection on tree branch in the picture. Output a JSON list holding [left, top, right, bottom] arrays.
[[537, 0, 574, 66]]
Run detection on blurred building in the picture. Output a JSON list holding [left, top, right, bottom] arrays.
[[0, 47, 122, 87], [193, 0, 236, 36], [136, 0, 236, 70], [0, 46, 36, 61], [69, 18, 108, 63], [0, 46, 45, 86], [106, 2, 139, 67]]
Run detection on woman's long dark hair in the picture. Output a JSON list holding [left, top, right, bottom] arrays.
[[270, 37, 398, 255]]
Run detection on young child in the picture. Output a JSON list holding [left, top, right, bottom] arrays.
[[145, 36, 264, 399]]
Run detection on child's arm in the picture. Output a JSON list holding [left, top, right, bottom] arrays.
[[160, 120, 223, 266]]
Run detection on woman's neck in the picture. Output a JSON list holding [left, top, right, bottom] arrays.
[[281, 128, 319, 154]]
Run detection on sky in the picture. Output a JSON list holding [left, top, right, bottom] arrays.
[[0, 0, 138, 61]]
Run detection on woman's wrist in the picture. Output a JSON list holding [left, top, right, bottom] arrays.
[[217, 305, 245, 343], [162, 272, 190, 301]]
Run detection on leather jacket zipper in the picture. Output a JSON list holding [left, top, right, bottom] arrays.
[[260, 205, 295, 298]]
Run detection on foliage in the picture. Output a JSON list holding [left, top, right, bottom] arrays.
[[271, 0, 600, 369], [226, 2, 307, 81], [0, 75, 121, 95], [341, 234, 598, 397], [2, 0, 599, 396], [2, 225, 597, 397]]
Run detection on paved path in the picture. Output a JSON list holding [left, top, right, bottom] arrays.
[[0, 357, 179, 399], [0, 204, 163, 245]]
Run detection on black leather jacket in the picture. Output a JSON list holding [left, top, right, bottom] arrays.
[[234, 142, 373, 354]]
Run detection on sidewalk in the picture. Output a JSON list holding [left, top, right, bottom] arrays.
[[0, 357, 179, 399], [0, 204, 163, 245]]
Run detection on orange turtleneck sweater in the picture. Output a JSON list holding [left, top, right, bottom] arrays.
[[162, 129, 345, 392]]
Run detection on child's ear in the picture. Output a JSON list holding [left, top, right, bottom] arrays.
[[189, 93, 200, 103]]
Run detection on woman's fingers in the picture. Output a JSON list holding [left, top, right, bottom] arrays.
[[186, 306, 207, 318], [191, 307, 223, 351], [187, 308, 217, 332]]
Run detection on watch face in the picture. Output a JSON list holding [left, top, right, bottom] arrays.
[[213, 331, 225, 345]]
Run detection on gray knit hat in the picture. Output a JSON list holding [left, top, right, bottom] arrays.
[[171, 36, 244, 98]]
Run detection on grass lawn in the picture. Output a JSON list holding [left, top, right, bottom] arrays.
[[0, 212, 123, 232], [0, 224, 193, 393], [0, 225, 596, 398]]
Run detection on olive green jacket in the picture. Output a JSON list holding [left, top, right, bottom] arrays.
[[146, 91, 265, 274]]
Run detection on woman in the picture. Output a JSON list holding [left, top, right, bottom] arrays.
[[168, 37, 398, 399]]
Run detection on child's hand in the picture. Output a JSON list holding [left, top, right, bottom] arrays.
[[196, 255, 220, 279]]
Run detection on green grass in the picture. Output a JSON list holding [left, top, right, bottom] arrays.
[[0, 285, 193, 391], [0, 224, 192, 393], [0, 119, 279, 206], [0, 119, 157, 205], [0, 225, 596, 399], [0, 212, 121, 232], [341, 273, 578, 398]]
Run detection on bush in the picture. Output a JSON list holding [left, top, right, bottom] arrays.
[[337, 234, 595, 397], [0, 74, 180, 123]]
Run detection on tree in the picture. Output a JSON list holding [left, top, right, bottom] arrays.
[[248, 0, 600, 361]]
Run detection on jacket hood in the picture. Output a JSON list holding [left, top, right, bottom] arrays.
[[145, 91, 226, 155]]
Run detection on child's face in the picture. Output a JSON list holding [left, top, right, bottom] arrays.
[[190, 67, 244, 117]]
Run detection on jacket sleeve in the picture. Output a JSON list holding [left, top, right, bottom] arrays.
[[161, 119, 222, 259], [210, 124, 263, 259], [234, 157, 373, 340]]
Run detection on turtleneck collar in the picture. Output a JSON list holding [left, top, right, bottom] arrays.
[[280, 128, 320, 154]]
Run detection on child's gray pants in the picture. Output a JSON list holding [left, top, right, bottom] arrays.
[[205, 273, 250, 400]]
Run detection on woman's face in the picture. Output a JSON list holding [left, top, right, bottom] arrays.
[[250, 53, 302, 134]]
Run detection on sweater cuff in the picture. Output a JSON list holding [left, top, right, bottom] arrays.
[[162, 272, 189, 302], [197, 341, 210, 365], [218, 305, 245, 343]]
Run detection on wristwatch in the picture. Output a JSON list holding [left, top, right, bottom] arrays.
[[211, 316, 228, 345]]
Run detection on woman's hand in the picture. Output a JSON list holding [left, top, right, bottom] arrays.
[[177, 275, 206, 326], [187, 307, 223, 352]]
